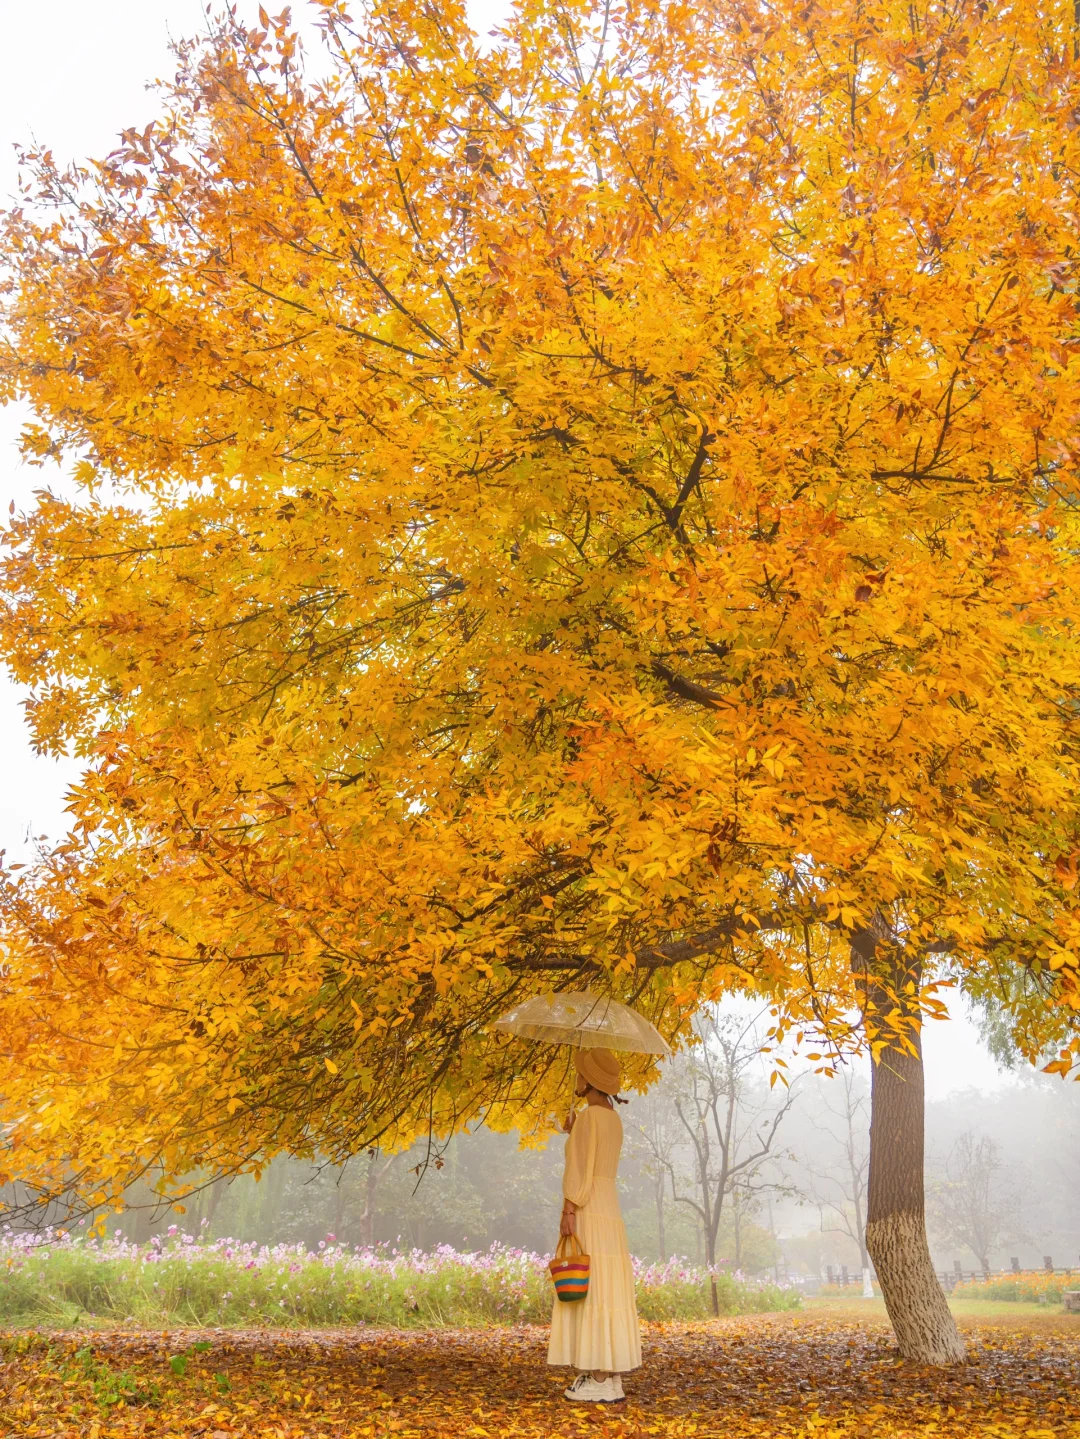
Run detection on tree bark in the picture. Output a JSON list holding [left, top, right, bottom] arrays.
[[333, 1166, 347, 1237], [358, 1153, 396, 1247], [855, 927, 966, 1365], [205, 1175, 224, 1235], [848, 1112, 874, 1297], [703, 1206, 720, 1316]]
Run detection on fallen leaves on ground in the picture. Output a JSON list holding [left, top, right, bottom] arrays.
[[2, 1314, 1078, 1438]]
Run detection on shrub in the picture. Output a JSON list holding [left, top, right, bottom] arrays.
[[952, 1272, 1073, 1305]]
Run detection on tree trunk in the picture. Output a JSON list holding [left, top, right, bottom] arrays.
[[205, 1176, 224, 1235], [332, 1165, 348, 1238], [703, 1210, 720, 1316], [705, 1235, 719, 1317], [850, 1136, 873, 1297], [856, 928, 966, 1365], [655, 1175, 667, 1261], [359, 1157, 379, 1248], [858, 1231, 874, 1297], [358, 1153, 395, 1248]]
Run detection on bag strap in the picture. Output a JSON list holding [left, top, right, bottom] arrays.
[[555, 1232, 585, 1260]]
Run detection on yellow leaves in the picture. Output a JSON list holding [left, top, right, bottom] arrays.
[[2, 0, 1080, 1199], [1043, 945, 1080, 974], [1054, 854, 1078, 891], [1041, 1057, 1075, 1078], [6, 1317, 1079, 1437]]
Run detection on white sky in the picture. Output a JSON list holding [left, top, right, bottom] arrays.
[[0, 0, 1013, 1099]]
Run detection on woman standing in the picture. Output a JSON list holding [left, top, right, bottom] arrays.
[[548, 1047, 641, 1403]]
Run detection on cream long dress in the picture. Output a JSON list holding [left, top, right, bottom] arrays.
[[547, 1104, 642, 1374]]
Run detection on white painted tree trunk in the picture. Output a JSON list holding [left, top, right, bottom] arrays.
[[862, 1266, 874, 1298], [866, 1212, 966, 1363], [856, 932, 966, 1365]]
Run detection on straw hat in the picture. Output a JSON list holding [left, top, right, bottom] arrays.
[[574, 1047, 623, 1097]]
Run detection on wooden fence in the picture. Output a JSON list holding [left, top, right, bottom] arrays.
[[938, 1256, 1079, 1289], [822, 1257, 1080, 1290]]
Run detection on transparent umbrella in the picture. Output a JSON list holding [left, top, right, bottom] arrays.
[[493, 990, 672, 1055]]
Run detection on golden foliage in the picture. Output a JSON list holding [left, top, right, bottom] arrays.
[[2, 0, 1080, 1201]]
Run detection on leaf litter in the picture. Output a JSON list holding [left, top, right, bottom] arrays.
[[1, 1313, 1078, 1438]]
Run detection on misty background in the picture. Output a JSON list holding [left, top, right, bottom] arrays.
[[2, 2, 1077, 1281], [96, 1005, 1080, 1281]]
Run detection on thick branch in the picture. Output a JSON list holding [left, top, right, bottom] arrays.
[[651, 660, 730, 710], [508, 909, 819, 972]]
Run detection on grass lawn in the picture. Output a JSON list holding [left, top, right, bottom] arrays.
[[2, 1310, 1078, 1438], [806, 1293, 1080, 1328]]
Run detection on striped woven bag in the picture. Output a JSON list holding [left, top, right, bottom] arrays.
[[549, 1233, 590, 1302]]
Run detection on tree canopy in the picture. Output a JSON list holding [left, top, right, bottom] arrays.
[[2, 0, 1080, 1209]]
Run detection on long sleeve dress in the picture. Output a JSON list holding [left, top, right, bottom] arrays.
[[547, 1104, 642, 1374]]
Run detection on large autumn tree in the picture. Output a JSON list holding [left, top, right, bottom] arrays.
[[3, 0, 1080, 1361]]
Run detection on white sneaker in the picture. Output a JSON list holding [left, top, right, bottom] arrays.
[[612, 1374, 625, 1401], [563, 1375, 620, 1403]]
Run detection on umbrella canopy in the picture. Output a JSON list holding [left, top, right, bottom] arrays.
[[493, 991, 672, 1056]]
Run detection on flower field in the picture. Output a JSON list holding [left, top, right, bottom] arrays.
[[0, 1229, 798, 1329], [952, 1271, 1076, 1305]]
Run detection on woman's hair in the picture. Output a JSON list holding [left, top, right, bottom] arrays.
[[582, 1081, 629, 1104]]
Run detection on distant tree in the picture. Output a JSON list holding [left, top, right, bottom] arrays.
[[929, 1133, 1023, 1274], [662, 1010, 797, 1311], [803, 1068, 874, 1296], [728, 1178, 774, 1274], [354, 1153, 399, 1248], [626, 1084, 681, 1262]]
